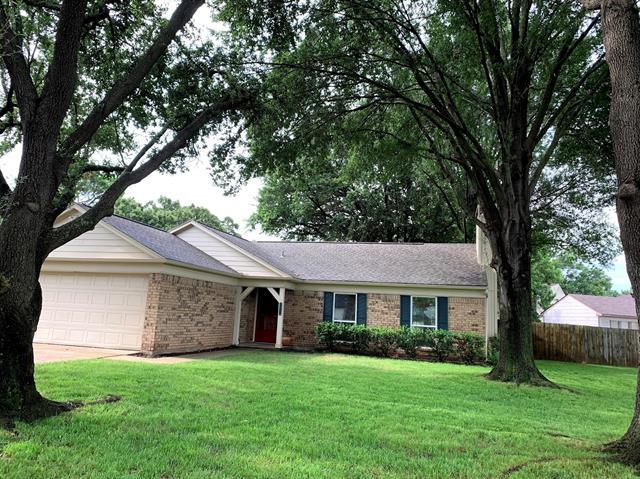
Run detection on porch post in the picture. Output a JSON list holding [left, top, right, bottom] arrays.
[[233, 286, 255, 346], [275, 287, 286, 349]]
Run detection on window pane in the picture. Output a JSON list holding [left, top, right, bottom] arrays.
[[334, 294, 356, 322], [412, 297, 437, 327]]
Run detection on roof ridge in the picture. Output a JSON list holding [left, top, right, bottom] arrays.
[[192, 220, 248, 241], [109, 213, 170, 234]]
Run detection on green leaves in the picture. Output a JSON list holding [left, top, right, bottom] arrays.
[[314, 323, 486, 364], [112, 196, 239, 232]]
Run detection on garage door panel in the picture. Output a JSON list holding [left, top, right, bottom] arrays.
[[34, 273, 148, 350]]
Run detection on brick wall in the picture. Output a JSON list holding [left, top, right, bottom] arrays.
[[141, 273, 236, 356], [283, 290, 324, 347], [238, 290, 256, 343], [368, 293, 401, 328], [448, 297, 485, 335]]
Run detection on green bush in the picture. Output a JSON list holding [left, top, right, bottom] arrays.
[[427, 329, 455, 362], [486, 336, 500, 366], [455, 332, 485, 364], [396, 327, 424, 358], [370, 327, 398, 357], [346, 324, 372, 354], [315, 322, 484, 365], [315, 322, 338, 351]]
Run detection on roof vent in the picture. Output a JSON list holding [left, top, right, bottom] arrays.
[[281, 250, 286, 258]]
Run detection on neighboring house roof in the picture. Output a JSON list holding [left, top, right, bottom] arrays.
[[101, 215, 236, 275], [569, 294, 637, 319]]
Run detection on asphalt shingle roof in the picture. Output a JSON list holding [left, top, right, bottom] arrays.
[[255, 241, 487, 286], [103, 215, 236, 275], [570, 294, 637, 319], [196, 222, 486, 286]]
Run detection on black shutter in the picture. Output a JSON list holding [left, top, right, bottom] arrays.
[[437, 297, 449, 330], [356, 294, 367, 326], [323, 292, 334, 322], [400, 295, 411, 327]]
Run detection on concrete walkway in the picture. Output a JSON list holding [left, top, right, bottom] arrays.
[[34, 343, 259, 365], [34, 343, 133, 364]]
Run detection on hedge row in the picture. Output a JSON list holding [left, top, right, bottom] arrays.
[[315, 322, 485, 364]]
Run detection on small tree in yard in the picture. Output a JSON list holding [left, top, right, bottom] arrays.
[[581, 0, 640, 466], [0, 0, 256, 423]]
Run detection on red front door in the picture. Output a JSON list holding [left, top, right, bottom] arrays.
[[254, 289, 278, 343]]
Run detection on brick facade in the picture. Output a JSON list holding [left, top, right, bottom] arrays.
[[448, 297, 485, 335], [282, 290, 324, 347], [141, 277, 486, 355], [367, 293, 401, 328], [141, 273, 236, 356]]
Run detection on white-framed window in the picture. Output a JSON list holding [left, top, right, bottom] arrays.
[[333, 293, 357, 324], [411, 296, 437, 329]]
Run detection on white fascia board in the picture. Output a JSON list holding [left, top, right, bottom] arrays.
[[42, 258, 243, 286]]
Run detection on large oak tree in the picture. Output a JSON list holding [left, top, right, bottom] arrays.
[[0, 0, 255, 423], [226, 0, 609, 384]]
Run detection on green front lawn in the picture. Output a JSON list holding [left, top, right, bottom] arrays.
[[0, 351, 637, 478]]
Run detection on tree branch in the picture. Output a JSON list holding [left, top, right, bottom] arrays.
[[80, 164, 125, 174], [0, 2, 38, 122], [46, 92, 253, 251], [526, 14, 600, 149], [581, 0, 602, 10], [38, 0, 88, 135], [58, 0, 205, 163]]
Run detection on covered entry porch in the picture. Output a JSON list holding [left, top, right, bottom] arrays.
[[232, 286, 286, 349]]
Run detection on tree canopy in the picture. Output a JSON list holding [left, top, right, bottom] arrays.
[[115, 196, 237, 233], [220, 0, 611, 384], [0, 0, 259, 421]]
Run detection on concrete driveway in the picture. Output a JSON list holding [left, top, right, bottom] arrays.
[[33, 343, 134, 364]]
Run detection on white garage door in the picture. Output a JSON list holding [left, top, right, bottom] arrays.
[[34, 273, 149, 350]]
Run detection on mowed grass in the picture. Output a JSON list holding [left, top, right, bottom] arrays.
[[0, 351, 637, 478]]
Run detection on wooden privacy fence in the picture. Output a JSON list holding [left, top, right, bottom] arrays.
[[533, 322, 639, 367]]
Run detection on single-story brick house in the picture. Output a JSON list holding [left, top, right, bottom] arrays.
[[35, 204, 498, 355]]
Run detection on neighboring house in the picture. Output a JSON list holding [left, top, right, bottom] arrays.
[[541, 293, 638, 330], [35, 204, 499, 355], [536, 283, 566, 316]]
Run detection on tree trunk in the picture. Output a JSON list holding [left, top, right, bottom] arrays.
[[484, 199, 553, 385], [595, 0, 640, 465], [0, 205, 70, 423]]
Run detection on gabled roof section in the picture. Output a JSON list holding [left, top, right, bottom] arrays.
[[53, 205, 236, 275], [103, 216, 236, 274], [171, 221, 291, 278], [570, 294, 637, 319]]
